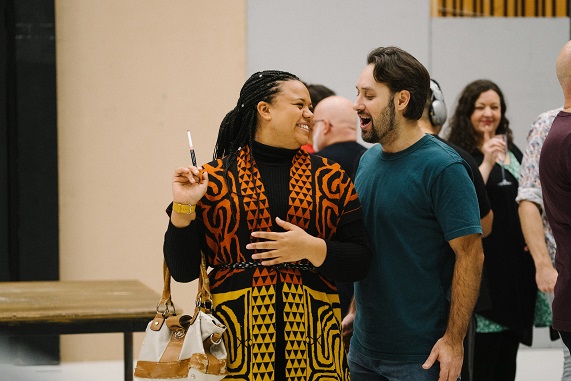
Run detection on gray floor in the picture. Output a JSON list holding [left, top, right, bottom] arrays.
[[0, 345, 566, 381]]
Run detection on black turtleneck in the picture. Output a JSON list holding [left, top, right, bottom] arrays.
[[251, 141, 296, 225]]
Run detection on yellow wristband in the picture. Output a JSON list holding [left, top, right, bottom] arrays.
[[172, 202, 196, 214]]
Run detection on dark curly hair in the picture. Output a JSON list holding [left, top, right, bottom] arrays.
[[446, 79, 512, 155]]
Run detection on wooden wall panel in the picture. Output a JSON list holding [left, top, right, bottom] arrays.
[[433, 0, 567, 16]]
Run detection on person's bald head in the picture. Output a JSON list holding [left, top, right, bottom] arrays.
[[312, 96, 358, 151], [556, 40, 571, 100]]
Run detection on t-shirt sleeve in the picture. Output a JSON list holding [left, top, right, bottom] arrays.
[[432, 162, 483, 241], [516, 121, 546, 208]]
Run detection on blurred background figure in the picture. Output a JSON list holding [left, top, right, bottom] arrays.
[[301, 83, 336, 153], [418, 79, 493, 381], [447, 79, 549, 381], [312, 95, 367, 319], [419, 79, 493, 236], [517, 107, 571, 380], [539, 39, 571, 355]]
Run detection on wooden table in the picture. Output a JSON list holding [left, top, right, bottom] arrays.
[[0, 280, 160, 381]]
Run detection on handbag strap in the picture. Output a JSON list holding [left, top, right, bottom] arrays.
[[159, 253, 213, 317], [196, 253, 214, 314], [157, 260, 175, 317]]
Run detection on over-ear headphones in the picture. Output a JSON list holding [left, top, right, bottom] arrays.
[[429, 79, 447, 127]]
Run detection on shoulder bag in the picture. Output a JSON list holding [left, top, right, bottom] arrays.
[[134, 254, 228, 380]]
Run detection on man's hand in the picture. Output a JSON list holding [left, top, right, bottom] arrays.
[[422, 335, 463, 381], [341, 312, 355, 353], [536, 262, 558, 293]]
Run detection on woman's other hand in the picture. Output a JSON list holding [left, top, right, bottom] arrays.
[[248, 217, 327, 267]]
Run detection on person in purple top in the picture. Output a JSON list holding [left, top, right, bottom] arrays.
[[539, 40, 571, 352]]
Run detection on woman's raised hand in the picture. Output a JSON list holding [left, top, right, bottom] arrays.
[[172, 166, 208, 206], [481, 133, 506, 165], [478, 132, 506, 184]]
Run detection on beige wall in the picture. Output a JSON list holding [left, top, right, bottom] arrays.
[[55, 0, 246, 361]]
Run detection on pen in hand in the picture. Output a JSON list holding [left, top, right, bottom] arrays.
[[187, 130, 197, 166], [186, 130, 205, 184]]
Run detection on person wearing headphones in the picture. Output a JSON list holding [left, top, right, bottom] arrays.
[[418, 79, 493, 381], [419, 79, 493, 237]]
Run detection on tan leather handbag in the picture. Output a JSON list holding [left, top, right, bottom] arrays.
[[134, 255, 228, 380]]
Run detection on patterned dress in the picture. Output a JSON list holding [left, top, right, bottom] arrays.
[[164, 143, 370, 380], [516, 108, 561, 263]]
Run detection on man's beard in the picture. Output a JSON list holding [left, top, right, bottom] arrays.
[[362, 98, 397, 145]]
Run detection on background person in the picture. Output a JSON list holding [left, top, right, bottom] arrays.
[[312, 95, 366, 182], [517, 107, 571, 380], [164, 70, 371, 380], [419, 79, 493, 236], [539, 40, 571, 353], [300, 83, 336, 153], [348, 46, 484, 381], [418, 78, 493, 381], [312, 95, 367, 327], [447, 79, 548, 381]]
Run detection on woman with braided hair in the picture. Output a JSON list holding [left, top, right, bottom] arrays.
[[164, 70, 371, 380]]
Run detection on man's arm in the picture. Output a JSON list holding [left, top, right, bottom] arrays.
[[445, 233, 484, 346], [481, 210, 493, 238], [518, 200, 557, 292], [517, 111, 558, 292], [423, 233, 484, 381], [341, 298, 356, 353]]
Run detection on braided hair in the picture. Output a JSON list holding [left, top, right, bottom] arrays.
[[213, 70, 300, 161]]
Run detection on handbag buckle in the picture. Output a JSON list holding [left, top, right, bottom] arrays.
[[196, 294, 213, 311], [156, 299, 176, 317], [209, 332, 222, 345], [195, 299, 213, 311]]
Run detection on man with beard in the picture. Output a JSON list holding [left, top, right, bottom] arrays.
[[344, 47, 484, 381]]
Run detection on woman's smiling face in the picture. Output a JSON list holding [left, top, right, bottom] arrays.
[[470, 89, 502, 139], [255, 80, 313, 149]]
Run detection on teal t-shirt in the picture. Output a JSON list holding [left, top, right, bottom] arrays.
[[352, 134, 482, 362]]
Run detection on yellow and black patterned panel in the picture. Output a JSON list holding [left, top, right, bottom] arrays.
[[205, 148, 353, 380]]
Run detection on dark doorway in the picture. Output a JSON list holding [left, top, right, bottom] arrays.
[[0, 0, 59, 364]]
